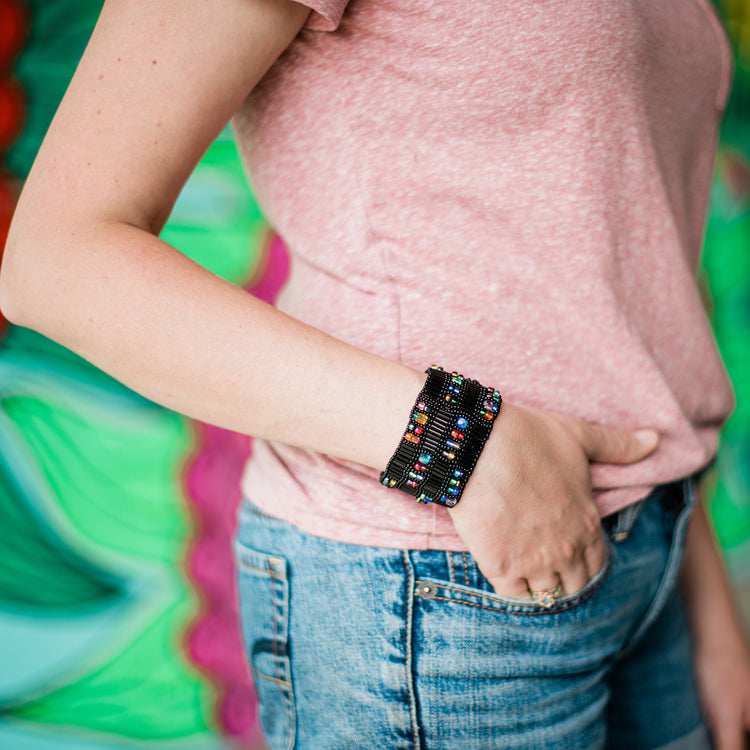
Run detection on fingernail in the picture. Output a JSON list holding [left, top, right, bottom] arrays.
[[634, 429, 659, 449]]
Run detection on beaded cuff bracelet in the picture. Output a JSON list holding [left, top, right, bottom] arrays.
[[379, 365, 502, 508]]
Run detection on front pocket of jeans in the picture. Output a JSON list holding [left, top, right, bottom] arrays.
[[234, 541, 296, 750], [414, 536, 613, 616]]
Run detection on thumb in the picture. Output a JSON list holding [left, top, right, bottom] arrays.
[[579, 425, 659, 465]]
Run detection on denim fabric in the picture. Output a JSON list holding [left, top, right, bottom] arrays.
[[234, 477, 710, 750]]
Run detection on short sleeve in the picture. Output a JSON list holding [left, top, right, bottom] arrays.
[[300, 0, 351, 31]]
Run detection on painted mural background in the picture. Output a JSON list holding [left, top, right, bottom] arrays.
[[0, 1, 268, 747], [703, 0, 750, 574], [0, 1, 748, 749]]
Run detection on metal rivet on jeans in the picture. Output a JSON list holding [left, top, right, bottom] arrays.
[[415, 582, 436, 599]]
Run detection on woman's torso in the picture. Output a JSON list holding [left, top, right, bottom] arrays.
[[234, 0, 734, 550]]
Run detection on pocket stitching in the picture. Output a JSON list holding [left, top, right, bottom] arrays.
[[253, 668, 293, 688], [235, 541, 296, 749], [270, 568, 282, 685], [417, 538, 613, 615], [237, 561, 282, 576], [423, 569, 609, 615], [461, 552, 470, 587]]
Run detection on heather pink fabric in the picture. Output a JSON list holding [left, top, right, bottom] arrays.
[[234, 0, 735, 551]]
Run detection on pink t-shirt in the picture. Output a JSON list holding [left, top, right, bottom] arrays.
[[234, 0, 735, 551]]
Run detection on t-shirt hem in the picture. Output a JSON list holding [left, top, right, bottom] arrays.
[[244, 493, 470, 551], [245, 483, 666, 552], [301, 0, 348, 31]]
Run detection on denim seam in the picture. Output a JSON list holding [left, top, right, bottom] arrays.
[[253, 668, 292, 687], [421, 557, 611, 616], [243, 548, 296, 750], [421, 537, 612, 613], [447, 552, 455, 584], [401, 550, 423, 750], [461, 552, 470, 586], [425, 585, 606, 615], [237, 562, 280, 576], [270, 570, 281, 684], [273, 564, 296, 750]]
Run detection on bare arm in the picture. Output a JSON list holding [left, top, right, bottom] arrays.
[[682, 496, 750, 750], [0, 0, 423, 468], [0, 0, 656, 599]]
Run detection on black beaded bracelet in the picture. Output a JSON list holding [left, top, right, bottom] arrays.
[[379, 365, 502, 508]]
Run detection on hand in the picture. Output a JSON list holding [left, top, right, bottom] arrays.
[[693, 634, 750, 750], [448, 402, 659, 599]]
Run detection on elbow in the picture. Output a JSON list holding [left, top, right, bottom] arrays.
[[0, 232, 30, 328], [0, 210, 53, 330], [0, 282, 19, 328]]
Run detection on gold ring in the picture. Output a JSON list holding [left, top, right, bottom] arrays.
[[529, 585, 563, 608]]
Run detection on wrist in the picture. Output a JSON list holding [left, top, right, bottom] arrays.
[[379, 365, 501, 508]]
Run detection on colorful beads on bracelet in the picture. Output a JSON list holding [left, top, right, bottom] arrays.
[[379, 365, 502, 508], [481, 390, 502, 421]]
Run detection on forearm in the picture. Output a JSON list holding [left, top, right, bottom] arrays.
[[681, 486, 750, 748], [681, 492, 745, 652], [1, 219, 423, 470]]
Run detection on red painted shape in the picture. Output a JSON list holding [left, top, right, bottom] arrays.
[[0, 0, 29, 339], [0, 0, 29, 68], [0, 77, 25, 149]]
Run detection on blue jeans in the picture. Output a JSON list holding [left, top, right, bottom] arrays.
[[234, 477, 711, 749]]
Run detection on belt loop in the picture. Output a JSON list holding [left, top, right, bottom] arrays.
[[610, 500, 645, 542], [606, 474, 700, 543]]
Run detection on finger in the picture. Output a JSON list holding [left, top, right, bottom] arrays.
[[579, 424, 659, 465], [526, 574, 563, 597], [555, 532, 605, 595], [488, 577, 534, 600], [583, 532, 607, 579], [527, 573, 572, 609], [558, 565, 588, 597]]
